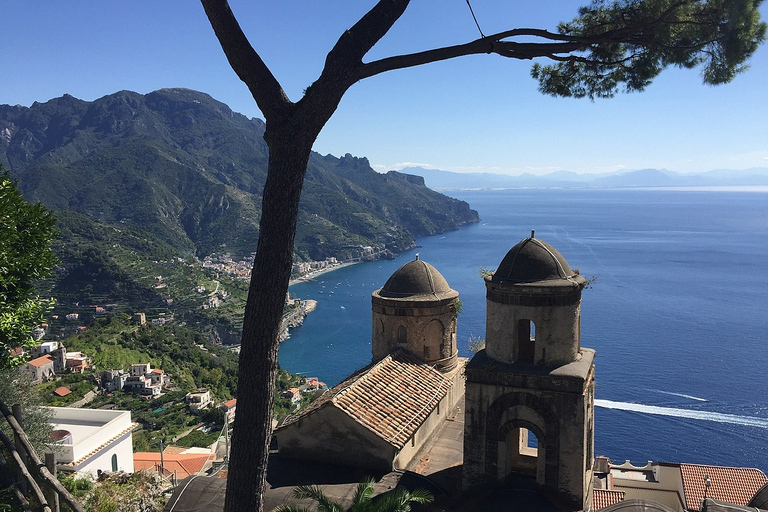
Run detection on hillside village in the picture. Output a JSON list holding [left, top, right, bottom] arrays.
[[15, 323, 326, 495]]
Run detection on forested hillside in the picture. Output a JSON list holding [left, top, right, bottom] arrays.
[[0, 88, 478, 261]]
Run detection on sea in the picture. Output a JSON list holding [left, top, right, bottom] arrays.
[[280, 187, 768, 471]]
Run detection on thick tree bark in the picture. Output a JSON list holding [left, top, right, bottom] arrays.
[[224, 129, 315, 512]]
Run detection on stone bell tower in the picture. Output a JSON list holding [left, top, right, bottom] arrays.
[[371, 256, 459, 372], [463, 233, 595, 511]]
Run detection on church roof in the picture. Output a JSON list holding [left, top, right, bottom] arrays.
[[681, 463, 768, 512], [376, 257, 456, 300], [594, 489, 626, 510], [277, 351, 452, 449], [492, 235, 579, 285], [27, 355, 54, 367]]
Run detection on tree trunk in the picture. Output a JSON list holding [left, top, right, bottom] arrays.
[[223, 130, 313, 512]]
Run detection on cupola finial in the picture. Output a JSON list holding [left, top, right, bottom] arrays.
[[531, 229, 535, 239]]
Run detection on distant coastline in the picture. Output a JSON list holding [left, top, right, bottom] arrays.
[[289, 261, 361, 287]]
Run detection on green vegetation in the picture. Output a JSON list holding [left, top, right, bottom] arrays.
[[38, 373, 95, 406], [60, 471, 166, 512], [467, 335, 486, 355], [31, 314, 308, 451], [0, 166, 58, 367], [275, 477, 433, 512], [1, 88, 478, 264], [175, 428, 220, 449], [0, 368, 52, 456], [66, 315, 239, 401]]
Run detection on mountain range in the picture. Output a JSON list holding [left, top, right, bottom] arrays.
[[399, 166, 768, 191], [0, 89, 478, 262]]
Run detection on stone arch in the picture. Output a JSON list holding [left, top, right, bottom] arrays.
[[485, 392, 560, 489], [498, 415, 546, 485]]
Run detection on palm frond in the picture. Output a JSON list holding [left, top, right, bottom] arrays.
[[291, 484, 344, 512], [273, 505, 314, 512], [350, 477, 376, 512]]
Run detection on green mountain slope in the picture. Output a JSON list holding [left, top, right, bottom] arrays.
[[0, 88, 478, 261]]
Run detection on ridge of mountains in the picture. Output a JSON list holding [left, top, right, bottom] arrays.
[[0, 88, 479, 262], [400, 166, 768, 191]]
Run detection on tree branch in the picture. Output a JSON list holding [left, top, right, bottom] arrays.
[[200, 0, 291, 119], [325, 0, 411, 69], [357, 34, 588, 80]]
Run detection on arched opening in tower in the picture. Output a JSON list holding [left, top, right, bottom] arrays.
[[498, 422, 547, 487], [516, 319, 536, 363]]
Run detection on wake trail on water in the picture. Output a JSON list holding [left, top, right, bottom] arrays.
[[595, 399, 768, 428], [650, 389, 709, 402]]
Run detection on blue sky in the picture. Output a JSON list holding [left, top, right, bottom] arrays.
[[2, 1, 767, 175]]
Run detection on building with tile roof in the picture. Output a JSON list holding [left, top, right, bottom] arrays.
[[275, 257, 465, 472], [134, 451, 212, 481], [591, 459, 768, 512], [681, 463, 768, 511], [275, 350, 463, 471], [24, 354, 55, 383]]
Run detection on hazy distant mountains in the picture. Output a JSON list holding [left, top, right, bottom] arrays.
[[400, 166, 768, 191], [0, 89, 478, 261]]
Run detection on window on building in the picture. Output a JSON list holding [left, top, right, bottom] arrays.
[[111, 453, 118, 472], [398, 325, 407, 343]]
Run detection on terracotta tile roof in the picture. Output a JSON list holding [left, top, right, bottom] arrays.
[[593, 489, 625, 510], [28, 355, 54, 368], [53, 386, 72, 397], [152, 369, 164, 374], [221, 399, 236, 409], [133, 452, 212, 479], [277, 351, 452, 449], [681, 463, 768, 511]]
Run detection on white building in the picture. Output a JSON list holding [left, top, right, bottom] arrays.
[[48, 407, 136, 477], [185, 389, 213, 412], [130, 363, 152, 377]]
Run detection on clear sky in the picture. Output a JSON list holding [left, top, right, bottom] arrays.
[[2, 1, 767, 175]]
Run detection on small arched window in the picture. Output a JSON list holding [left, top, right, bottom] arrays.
[[398, 325, 407, 343], [111, 453, 118, 472]]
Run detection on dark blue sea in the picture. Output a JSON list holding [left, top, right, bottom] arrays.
[[280, 188, 768, 471]]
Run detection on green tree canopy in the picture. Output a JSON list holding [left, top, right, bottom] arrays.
[[532, 0, 767, 98], [0, 166, 58, 367]]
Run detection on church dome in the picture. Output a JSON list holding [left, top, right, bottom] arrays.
[[378, 257, 455, 299], [492, 234, 577, 285]]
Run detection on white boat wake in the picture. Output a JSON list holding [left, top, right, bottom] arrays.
[[595, 399, 768, 429], [650, 389, 709, 402]]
